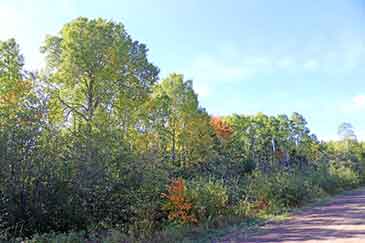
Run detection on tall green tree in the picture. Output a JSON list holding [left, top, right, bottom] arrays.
[[39, 18, 162, 233], [143, 73, 213, 166], [41, 17, 159, 158]]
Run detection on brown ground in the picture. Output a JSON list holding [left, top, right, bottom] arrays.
[[217, 187, 365, 243]]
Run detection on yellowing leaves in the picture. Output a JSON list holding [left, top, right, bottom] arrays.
[[0, 90, 17, 105], [0, 79, 32, 108]]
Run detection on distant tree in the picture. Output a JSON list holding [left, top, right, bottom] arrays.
[[338, 122, 357, 141]]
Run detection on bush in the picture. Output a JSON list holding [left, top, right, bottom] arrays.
[[329, 162, 360, 189], [249, 169, 324, 210], [0, 129, 168, 240], [273, 171, 324, 208], [308, 164, 341, 195], [233, 198, 256, 218], [161, 178, 197, 225], [186, 178, 229, 221], [309, 162, 361, 195]]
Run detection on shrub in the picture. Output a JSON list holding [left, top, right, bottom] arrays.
[[308, 164, 341, 194], [272, 171, 317, 208], [233, 198, 256, 218], [329, 162, 360, 189], [161, 178, 197, 225], [249, 169, 323, 210], [186, 178, 229, 221]]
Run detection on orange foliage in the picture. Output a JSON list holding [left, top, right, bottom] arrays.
[[253, 198, 270, 212], [210, 116, 233, 139], [161, 178, 197, 224]]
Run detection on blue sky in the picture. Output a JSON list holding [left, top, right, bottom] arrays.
[[1, 0, 365, 140]]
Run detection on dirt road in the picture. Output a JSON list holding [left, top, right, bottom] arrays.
[[218, 188, 365, 243]]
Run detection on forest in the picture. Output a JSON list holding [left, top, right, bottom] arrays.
[[1, 17, 365, 242]]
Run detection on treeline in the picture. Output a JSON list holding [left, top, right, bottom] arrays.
[[1, 18, 365, 242]]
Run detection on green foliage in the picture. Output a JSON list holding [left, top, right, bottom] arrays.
[[0, 38, 23, 83], [142, 73, 214, 166], [329, 162, 360, 189], [41, 17, 159, 151], [233, 198, 257, 218], [225, 112, 321, 171], [186, 178, 229, 221], [249, 169, 325, 210], [307, 164, 342, 195]]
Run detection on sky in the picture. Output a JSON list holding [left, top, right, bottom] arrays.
[[1, 0, 365, 140]]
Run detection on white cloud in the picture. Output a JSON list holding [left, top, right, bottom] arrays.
[[187, 55, 266, 97], [191, 55, 258, 82], [185, 52, 324, 97], [276, 56, 295, 69], [185, 40, 365, 97], [303, 59, 320, 71], [339, 95, 365, 113], [353, 95, 365, 107]]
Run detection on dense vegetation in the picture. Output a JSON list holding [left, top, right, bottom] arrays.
[[1, 18, 364, 242]]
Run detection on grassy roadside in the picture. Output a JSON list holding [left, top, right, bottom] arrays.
[[181, 186, 365, 243]]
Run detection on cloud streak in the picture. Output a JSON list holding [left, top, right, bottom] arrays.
[[339, 95, 365, 113], [182, 37, 365, 97], [185, 57, 344, 97], [353, 95, 365, 108]]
